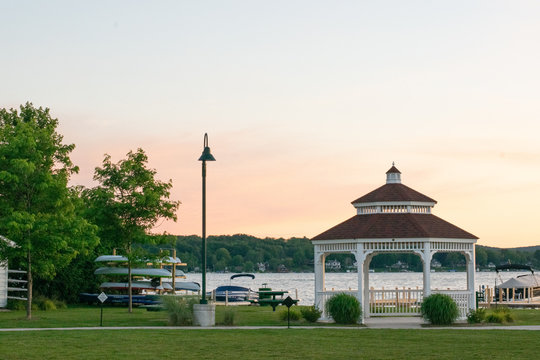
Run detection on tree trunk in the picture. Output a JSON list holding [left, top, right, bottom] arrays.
[[128, 249, 133, 313], [26, 251, 32, 320]]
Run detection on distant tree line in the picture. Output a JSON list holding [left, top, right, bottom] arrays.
[[162, 236, 540, 274]]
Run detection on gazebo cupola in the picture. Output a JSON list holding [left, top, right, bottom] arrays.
[[311, 164, 478, 323], [353, 164, 436, 216]]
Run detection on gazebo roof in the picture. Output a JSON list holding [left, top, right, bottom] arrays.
[[312, 213, 478, 241], [312, 165, 477, 242], [352, 183, 436, 204]]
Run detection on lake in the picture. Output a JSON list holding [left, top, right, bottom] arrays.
[[185, 271, 520, 305]]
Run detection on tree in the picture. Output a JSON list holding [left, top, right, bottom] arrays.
[[84, 148, 179, 312], [0, 103, 98, 319]]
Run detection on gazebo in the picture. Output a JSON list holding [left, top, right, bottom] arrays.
[[311, 165, 478, 322]]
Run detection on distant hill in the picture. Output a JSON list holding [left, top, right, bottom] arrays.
[[510, 245, 540, 252]]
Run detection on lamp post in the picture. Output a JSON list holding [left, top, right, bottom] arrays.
[[198, 133, 215, 304]]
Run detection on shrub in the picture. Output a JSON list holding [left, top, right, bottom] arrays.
[[279, 308, 301, 321], [219, 308, 236, 326], [467, 308, 486, 324], [421, 294, 459, 325], [488, 307, 514, 323], [6, 299, 26, 311], [325, 293, 361, 324], [40, 299, 57, 311], [161, 295, 198, 326], [53, 299, 67, 309], [300, 305, 322, 323]]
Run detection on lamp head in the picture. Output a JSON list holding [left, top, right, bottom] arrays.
[[198, 133, 216, 161]]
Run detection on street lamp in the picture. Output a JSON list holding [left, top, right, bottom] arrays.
[[198, 133, 215, 304]]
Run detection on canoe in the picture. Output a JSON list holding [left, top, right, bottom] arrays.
[[99, 281, 173, 291], [94, 267, 172, 278]]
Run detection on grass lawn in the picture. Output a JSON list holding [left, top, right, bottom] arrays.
[[1, 305, 539, 328], [1, 328, 539, 359]]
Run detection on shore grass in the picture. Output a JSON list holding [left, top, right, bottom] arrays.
[[1, 328, 539, 359]]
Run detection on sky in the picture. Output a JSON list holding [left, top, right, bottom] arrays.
[[1, 1, 539, 248]]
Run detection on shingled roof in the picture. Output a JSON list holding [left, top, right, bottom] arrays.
[[352, 183, 437, 204], [312, 213, 478, 240]]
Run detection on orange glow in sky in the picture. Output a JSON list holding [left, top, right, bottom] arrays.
[[1, 1, 539, 248]]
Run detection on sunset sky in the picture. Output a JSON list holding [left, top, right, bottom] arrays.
[[1, 1, 539, 248]]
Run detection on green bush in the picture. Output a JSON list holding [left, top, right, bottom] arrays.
[[6, 299, 26, 310], [40, 299, 57, 311], [161, 295, 198, 326], [300, 305, 322, 323], [325, 293, 361, 324], [219, 308, 236, 326], [278, 308, 301, 321], [487, 307, 514, 323], [53, 299, 67, 309], [467, 308, 486, 324], [421, 294, 459, 325]]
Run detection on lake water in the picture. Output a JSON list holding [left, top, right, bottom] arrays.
[[185, 271, 520, 305]]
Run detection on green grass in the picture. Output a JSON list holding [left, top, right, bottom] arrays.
[[0, 329, 539, 359]]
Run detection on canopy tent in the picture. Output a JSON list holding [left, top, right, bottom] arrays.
[[498, 274, 540, 289]]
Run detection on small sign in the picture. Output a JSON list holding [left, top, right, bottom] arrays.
[[282, 296, 295, 308], [97, 292, 108, 303]]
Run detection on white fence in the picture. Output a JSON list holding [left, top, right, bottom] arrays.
[[317, 288, 472, 319], [369, 287, 423, 316], [432, 290, 471, 319]]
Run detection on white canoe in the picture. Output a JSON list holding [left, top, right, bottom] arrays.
[[94, 267, 172, 278]]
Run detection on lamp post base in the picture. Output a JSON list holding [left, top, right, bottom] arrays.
[[193, 303, 215, 327]]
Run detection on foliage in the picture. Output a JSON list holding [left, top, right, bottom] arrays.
[[486, 307, 514, 323], [218, 308, 236, 326], [0, 103, 99, 319], [278, 307, 301, 321], [6, 299, 26, 311], [421, 294, 459, 325], [300, 305, 322, 322], [466, 308, 486, 324], [325, 293, 361, 324], [83, 148, 179, 311], [161, 295, 198, 326]]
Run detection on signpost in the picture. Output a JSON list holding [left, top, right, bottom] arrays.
[[97, 292, 108, 326], [282, 296, 296, 329]]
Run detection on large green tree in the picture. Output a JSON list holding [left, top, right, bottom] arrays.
[[0, 103, 98, 319], [84, 148, 179, 312]]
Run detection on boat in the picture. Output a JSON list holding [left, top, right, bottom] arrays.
[[81, 250, 196, 306], [494, 264, 540, 300], [94, 267, 173, 277], [210, 273, 258, 303]]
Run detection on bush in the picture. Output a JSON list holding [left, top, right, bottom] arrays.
[[219, 308, 236, 326], [467, 308, 486, 324], [487, 307, 514, 323], [32, 296, 57, 311], [161, 295, 198, 326], [421, 294, 459, 325], [278, 308, 301, 321], [300, 305, 322, 323], [6, 299, 26, 311], [325, 293, 361, 324]]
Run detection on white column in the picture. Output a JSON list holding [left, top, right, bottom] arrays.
[[363, 254, 373, 318], [466, 248, 476, 310], [314, 247, 326, 314], [355, 243, 365, 324], [423, 242, 432, 298]]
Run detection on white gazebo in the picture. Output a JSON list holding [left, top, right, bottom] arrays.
[[311, 165, 478, 322]]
